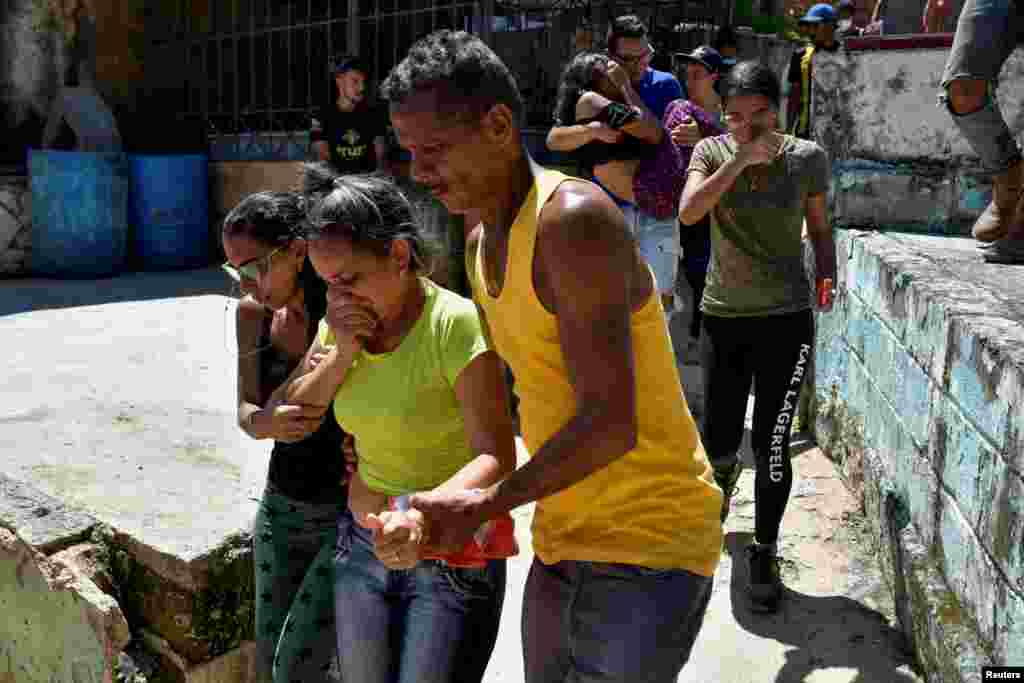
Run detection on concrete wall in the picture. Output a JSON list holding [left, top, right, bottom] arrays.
[[0, 176, 30, 275], [812, 42, 1024, 235], [814, 230, 1024, 676], [809, 40, 1024, 678], [0, 0, 67, 163]]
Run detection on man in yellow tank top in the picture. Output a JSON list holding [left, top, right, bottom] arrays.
[[382, 31, 722, 683]]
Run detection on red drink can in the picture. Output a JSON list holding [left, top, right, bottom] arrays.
[[817, 277, 834, 308]]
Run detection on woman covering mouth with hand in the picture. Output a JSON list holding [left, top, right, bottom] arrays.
[[271, 170, 517, 683]]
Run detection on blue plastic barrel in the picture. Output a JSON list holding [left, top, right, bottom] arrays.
[[128, 154, 210, 270], [28, 149, 129, 278]]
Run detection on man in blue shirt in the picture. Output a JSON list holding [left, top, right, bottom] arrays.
[[547, 15, 683, 150], [546, 15, 686, 315]]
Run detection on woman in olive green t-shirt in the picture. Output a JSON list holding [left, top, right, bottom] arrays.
[[679, 60, 837, 615]]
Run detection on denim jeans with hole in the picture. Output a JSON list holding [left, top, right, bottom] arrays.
[[940, 0, 1022, 172], [334, 522, 506, 683]]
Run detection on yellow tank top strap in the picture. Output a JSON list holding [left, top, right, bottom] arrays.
[[799, 46, 816, 136]]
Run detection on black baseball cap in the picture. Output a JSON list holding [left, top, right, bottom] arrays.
[[674, 46, 725, 74], [331, 55, 369, 76]]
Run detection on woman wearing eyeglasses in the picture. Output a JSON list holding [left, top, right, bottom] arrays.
[[221, 182, 350, 683], [678, 61, 836, 615]]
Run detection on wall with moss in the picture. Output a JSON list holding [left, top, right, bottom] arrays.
[[814, 229, 1024, 677]]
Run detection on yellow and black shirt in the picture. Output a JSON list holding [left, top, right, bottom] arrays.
[[310, 103, 386, 175]]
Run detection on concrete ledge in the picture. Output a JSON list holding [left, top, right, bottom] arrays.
[[0, 521, 129, 683], [813, 44, 1024, 235], [0, 473, 96, 554], [815, 229, 1024, 674]]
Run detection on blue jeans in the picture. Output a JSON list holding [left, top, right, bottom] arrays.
[[621, 204, 680, 296], [334, 523, 506, 683], [940, 0, 1022, 172], [522, 558, 713, 683]]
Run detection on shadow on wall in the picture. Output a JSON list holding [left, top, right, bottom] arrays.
[[0, 266, 234, 318], [724, 532, 922, 683]]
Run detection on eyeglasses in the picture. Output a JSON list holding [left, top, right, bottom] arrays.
[[615, 44, 655, 65], [723, 109, 778, 128], [222, 245, 285, 282]]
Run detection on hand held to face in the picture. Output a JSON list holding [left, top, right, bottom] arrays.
[[605, 59, 631, 91], [736, 127, 781, 168], [325, 297, 377, 351], [671, 116, 701, 146]]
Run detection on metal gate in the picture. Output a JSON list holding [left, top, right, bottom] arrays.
[[147, 0, 486, 161], [146, 1, 735, 161]]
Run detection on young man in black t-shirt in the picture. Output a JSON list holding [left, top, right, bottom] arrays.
[[311, 55, 388, 175]]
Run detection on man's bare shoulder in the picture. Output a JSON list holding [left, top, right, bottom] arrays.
[[535, 178, 633, 278]]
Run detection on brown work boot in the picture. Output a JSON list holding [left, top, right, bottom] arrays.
[[973, 160, 1024, 243]]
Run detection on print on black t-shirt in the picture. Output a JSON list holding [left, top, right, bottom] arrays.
[[310, 104, 387, 175]]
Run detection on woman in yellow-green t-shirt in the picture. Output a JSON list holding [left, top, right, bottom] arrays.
[[272, 171, 516, 683]]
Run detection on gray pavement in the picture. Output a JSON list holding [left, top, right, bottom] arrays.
[[481, 437, 922, 683]]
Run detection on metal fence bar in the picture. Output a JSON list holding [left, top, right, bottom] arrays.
[[268, 0, 275, 135], [287, 1, 293, 121], [307, 0, 313, 110]]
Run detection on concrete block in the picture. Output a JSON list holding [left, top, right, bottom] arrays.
[[141, 629, 258, 683], [936, 485, 1024, 663], [0, 521, 130, 683], [813, 50, 967, 163], [49, 542, 116, 596], [103, 528, 255, 667], [946, 314, 1024, 467], [0, 473, 96, 554], [833, 160, 956, 233]]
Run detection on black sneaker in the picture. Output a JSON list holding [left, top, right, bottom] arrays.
[[745, 543, 783, 613], [713, 463, 742, 523]]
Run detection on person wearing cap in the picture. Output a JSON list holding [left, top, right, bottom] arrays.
[[939, 0, 1024, 263], [311, 55, 388, 176], [669, 47, 727, 360], [786, 4, 840, 140], [714, 25, 740, 69]]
